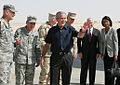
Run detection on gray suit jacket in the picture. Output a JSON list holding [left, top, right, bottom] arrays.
[[100, 27, 118, 57]]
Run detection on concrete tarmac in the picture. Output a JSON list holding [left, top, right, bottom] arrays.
[[10, 57, 104, 85]]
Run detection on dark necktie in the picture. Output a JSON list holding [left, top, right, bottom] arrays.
[[89, 29, 91, 41]]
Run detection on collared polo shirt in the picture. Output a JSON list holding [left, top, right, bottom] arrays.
[[45, 24, 78, 53]]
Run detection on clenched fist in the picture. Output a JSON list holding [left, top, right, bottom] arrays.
[[16, 38, 21, 45]]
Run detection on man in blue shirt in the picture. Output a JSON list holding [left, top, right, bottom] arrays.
[[41, 11, 82, 85]]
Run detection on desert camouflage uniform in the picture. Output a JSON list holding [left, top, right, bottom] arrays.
[[0, 18, 14, 85], [14, 26, 41, 85], [71, 37, 77, 56], [38, 22, 52, 85], [67, 12, 77, 58]]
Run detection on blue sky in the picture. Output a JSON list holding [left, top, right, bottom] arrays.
[[0, 0, 120, 22]]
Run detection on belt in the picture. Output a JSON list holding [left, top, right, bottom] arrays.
[[53, 51, 71, 55]]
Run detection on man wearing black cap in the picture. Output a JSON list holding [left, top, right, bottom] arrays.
[[0, 4, 17, 85]]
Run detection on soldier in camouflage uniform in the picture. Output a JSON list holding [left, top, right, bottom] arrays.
[[67, 12, 77, 59], [14, 16, 41, 85], [0, 4, 17, 85], [38, 13, 57, 85]]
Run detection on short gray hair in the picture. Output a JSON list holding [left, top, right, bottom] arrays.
[[56, 11, 66, 19], [87, 17, 94, 22]]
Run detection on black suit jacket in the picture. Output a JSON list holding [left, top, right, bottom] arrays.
[[117, 28, 120, 55], [77, 28, 100, 57]]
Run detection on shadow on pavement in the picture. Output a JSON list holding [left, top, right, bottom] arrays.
[[72, 56, 104, 71], [71, 83, 80, 85]]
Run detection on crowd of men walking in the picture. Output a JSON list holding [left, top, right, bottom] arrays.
[[0, 4, 120, 85]]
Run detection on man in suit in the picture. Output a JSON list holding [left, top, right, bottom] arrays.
[[77, 18, 100, 85], [115, 28, 120, 85]]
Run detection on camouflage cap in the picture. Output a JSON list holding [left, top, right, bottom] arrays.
[[68, 12, 76, 19], [3, 4, 17, 12], [27, 16, 37, 23], [48, 13, 56, 20]]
